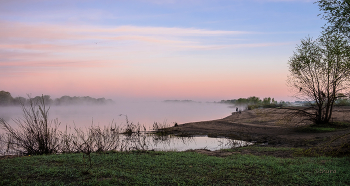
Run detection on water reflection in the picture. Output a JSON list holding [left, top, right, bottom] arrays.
[[149, 135, 252, 151], [0, 132, 252, 156]]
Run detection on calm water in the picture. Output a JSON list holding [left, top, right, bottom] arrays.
[[0, 101, 251, 152], [0, 101, 233, 129], [145, 135, 252, 151]]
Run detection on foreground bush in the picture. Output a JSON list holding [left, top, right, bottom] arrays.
[[0, 96, 148, 156], [0, 95, 60, 155]]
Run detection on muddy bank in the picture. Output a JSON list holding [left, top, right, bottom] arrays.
[[165, 107, 350, 148]]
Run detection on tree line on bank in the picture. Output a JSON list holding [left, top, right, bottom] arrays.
[[221, 96, 280, 105], [220, 96, 286, 109], [0, 90, 115, 106], [220, 95, 350, 110]]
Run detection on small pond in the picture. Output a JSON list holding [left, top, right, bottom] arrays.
[[0, 133, 253, 156], [118, 134, 253, 152]]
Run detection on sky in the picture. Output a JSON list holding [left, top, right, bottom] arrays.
[[0, 0, 326, 102]]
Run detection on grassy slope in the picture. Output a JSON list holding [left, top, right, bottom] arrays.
[[0, 148, 349, 186]]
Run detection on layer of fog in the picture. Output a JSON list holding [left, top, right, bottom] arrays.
[[0, 101, 235, 131]]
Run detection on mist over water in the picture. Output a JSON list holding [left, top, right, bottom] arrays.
[[0, 101, 233, 131], [0, 101, 254, 152]]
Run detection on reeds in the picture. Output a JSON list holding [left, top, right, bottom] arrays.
[[152, 121, 172, 135]]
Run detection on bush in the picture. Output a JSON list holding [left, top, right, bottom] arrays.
[[247, 104, 259, 110], [0, 95, 60, 155], [0, 97, 148, 155]]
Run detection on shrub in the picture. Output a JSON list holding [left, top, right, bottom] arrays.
[[0, 95, 60, 155]]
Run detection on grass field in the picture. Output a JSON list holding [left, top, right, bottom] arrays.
[[1, 147, 349, 185]]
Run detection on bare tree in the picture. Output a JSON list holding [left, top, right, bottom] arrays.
[[287, 33, 350, 124]]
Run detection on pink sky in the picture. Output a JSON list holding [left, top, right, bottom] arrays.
[[0, 0, 324, 102], [0, 20, 292, 101]]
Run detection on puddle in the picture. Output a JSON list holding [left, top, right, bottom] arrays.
[[0, 134, 253, 156], [147, 135, 253, 151]]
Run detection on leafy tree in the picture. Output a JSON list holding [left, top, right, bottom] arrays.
[[13, 97, 27, 105], [316, 0, 350, 37], [236, 98, 248, 105], [0, 91, 14, 105], [247, 96, 261, 104], [262, 97, 272, 105], [32, 95, 53, 105], [287, 33, 350, 124]]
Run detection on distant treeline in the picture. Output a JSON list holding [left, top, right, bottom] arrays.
[[163, 100, 197, 103], [220, 96, 289, 109], [0, 90, 115, 106], [220, 96, 283, 105], [220, 96, 350, 109]]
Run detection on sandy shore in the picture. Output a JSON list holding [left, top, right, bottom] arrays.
[[165, 107, 350, 148]]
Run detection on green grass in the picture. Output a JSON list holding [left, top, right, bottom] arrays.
[[1, 150, 349, 185], [221, 146, 302, 152], [304, 127, 337, 132], [296, 122, 350, 133]]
